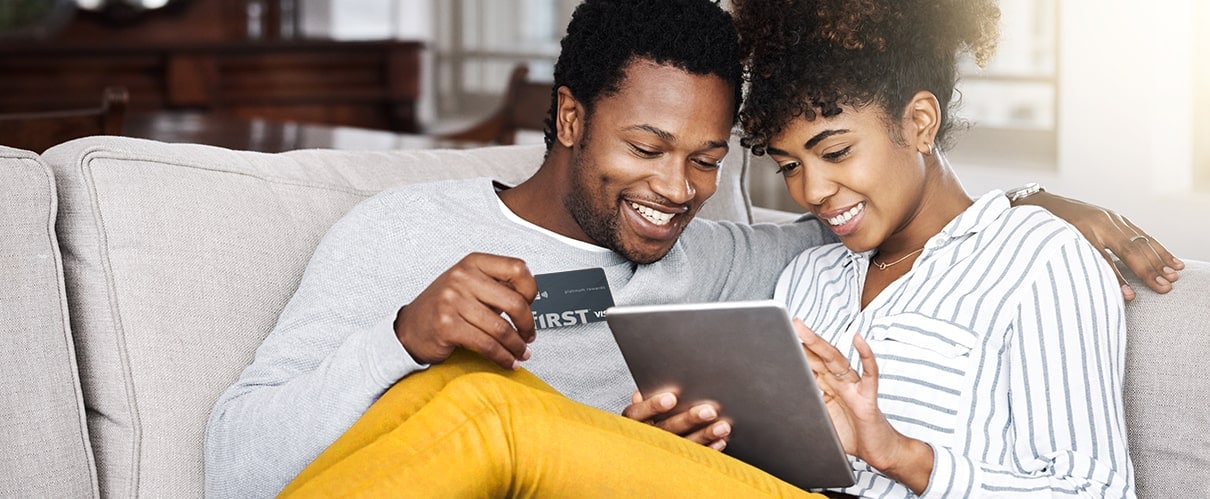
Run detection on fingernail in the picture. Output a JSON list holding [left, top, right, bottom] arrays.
[[1155, 275, 1170, 287], [511, 359, 521, 370], [521, 347, 532, 361], [697, 406, 717, 420], [1121, 284, 1135, 301], [1164, 267, 1180, 282], [658, 393, 675, 410], [712, 422, 731, 438], [711, 439, 727, 451], [1174, 257, 1186, 268]]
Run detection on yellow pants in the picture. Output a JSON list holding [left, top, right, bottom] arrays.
[[282, 349, 825, 498]]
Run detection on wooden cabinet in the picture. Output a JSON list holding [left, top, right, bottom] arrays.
[[0, 40, 424, 133]]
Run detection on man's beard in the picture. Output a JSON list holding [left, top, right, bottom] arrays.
[[563, 140, 670, 265], [564, 152, 626, 258]]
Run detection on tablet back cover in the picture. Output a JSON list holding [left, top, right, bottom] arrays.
[[607, 300, 855, 490]]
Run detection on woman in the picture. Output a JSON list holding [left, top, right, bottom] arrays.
[[733, 0, 1134, 496]]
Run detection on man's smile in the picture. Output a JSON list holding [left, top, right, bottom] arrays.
[[628, 201, 677, 226]]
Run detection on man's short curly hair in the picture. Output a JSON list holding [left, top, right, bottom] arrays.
[[544, 0, 744, 151], [733, 0, 1000, 155]]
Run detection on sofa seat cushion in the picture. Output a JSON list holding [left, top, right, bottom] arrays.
[[0, 146, 97, 497]]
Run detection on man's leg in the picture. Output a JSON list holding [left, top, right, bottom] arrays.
[[282, 348, 554, 493], [284, 350, 824, 497]]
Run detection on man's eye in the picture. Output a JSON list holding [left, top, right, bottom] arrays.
[[693, 158, 722, 169], [630, 144, 659, 157], [775, 162, 801, 176], [822, 146, 852, 162]]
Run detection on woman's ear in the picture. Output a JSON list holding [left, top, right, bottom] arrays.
[[905, 91, 941, 155], [555, 86, 584, 148]]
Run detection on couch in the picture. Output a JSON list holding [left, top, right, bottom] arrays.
[[1, 136, 1206, 498]]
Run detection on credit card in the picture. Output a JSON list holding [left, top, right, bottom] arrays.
[[531, 267, 615, 330]]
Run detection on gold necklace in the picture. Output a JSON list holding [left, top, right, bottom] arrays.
[[871, 247, 924, 271]]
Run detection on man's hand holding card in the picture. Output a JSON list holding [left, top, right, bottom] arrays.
[[393, 255, 617, 371], [393, 253, 539, 370]]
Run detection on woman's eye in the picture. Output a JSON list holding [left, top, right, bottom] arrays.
[[775, 162, 801, 176], [822, 146, 852, 162]]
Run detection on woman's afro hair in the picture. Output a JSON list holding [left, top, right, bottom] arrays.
[[733, 0, 1000, 154]]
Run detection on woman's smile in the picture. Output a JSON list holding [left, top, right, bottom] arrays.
[[820, 201, 866, 237]]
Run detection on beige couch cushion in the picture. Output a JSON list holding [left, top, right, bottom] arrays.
[[1121, 259, 1210, 498], [40, 135, 751, 497], [0, 146, 97, 497]]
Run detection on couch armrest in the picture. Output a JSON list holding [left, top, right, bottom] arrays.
[[1119, 258, 1210, 498]]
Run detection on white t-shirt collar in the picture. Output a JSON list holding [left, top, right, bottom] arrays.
[[495, 195, 612, 253]]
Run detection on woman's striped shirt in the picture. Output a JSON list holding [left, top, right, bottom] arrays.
[[775, 191, 1134, 498]]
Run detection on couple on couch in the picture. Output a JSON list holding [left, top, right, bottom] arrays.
[[206, 0, 1180, 496]]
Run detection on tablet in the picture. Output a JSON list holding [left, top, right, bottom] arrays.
[[605, 300, 855, 490]]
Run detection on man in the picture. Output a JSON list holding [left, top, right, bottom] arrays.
[[205, 0, 1181, 496]]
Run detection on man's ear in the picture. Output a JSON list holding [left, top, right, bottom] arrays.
[[905, 91, 941, 155], [555, 86, 585, 148]]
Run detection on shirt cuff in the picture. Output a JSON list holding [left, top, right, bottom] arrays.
[[918, 443, 978, 498], [364, 313, 428, 387]]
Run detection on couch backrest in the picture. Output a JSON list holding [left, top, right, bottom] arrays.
[[1120, 259, 1210, 498], [0, 146, 98, 497], [38, 135, 752, 498]]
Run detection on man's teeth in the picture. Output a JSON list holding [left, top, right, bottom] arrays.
[[827, 202, 864, 226], [630, 202, 675, 226]]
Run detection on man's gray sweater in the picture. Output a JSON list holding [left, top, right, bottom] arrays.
[[204, 178, 831, 497]]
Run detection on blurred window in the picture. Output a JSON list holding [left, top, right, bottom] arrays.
[[950, 0, 1059, 169], [432, 0, 573, 122]]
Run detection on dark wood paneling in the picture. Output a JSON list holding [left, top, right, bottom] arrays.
[[0, 41, 424, 132], [55, 1, 249, 44]]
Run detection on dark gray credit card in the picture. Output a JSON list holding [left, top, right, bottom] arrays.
[[531, 268, 615, 330]]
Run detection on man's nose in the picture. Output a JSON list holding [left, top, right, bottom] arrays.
[[649, 159, 696, 205]]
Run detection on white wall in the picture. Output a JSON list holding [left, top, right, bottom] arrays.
[[955, 0, 1210, 261]]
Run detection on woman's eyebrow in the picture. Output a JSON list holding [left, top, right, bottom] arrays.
[[804, 129, 850, 149]]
